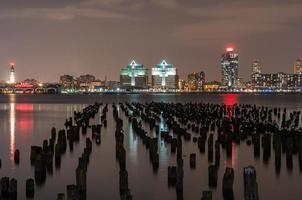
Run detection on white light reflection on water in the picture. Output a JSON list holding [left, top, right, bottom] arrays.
[[128, 125, 138, 164], [9, 94, 16, 165]]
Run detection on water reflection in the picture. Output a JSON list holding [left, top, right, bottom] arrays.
[[16, 104, 34, 134], [128, 125, 138, 164], [9, 103, 15, 162], [223, 94, 239, 168], [8, 94, 34, 163], [222, 93, 239, 106]]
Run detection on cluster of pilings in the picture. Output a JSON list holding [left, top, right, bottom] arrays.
[[120, 103, 160, 172], [63, 137, 92, 200], [0, 177, 17, 200], [30, 103, 102, 199], [119, 102, 300, 199], [4, 101, 302, 199], [120, 103, 186, 199], [113, 104, 133, 200], [59, 103, 103, 200]]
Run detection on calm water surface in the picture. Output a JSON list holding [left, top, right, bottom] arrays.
[[0, 93, 302, 199]]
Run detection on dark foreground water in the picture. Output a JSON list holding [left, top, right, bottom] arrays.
[[0, 93, 302, 199]]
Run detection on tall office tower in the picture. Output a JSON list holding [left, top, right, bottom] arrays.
[[120, 60, 148, 89], [221, 47, 239, 87], [251, 60, 262, 87], [9, 63, 16, 84], [188, 71, 205, 91], [152, 60, 178, 90], [294, 59, 302, 74]]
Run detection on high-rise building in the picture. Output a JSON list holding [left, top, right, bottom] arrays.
[[187, 71, 205, 91], [152, 60, 178, 90], [221, 47, 239, 87], [9, 63, 16, 84], [120, 60, 148, 89], [251, 60, 262, 87], [294, 59, 302, 74]]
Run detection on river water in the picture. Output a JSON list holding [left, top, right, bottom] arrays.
[[0, 93, 301, 200]]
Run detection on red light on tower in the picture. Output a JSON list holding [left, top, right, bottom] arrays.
[[10, 62, 15, 66], [226, 47, 234, 52]]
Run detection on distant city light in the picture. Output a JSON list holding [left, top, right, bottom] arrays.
[[15, 83, 34, 88], [226, 47, 234, 52]]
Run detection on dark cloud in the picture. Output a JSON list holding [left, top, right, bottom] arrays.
[[0, 0, 301, 82]]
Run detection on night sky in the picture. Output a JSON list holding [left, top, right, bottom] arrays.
[[0, 0, 301, 82]]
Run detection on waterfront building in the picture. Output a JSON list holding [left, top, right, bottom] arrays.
[[203, 81, 220, 92], [294, 59, 302, 74], [272, 72, 287, 89], [178, 79, 186, 91], [78, 74, 96, 84], [255, 72, 302, 91], [187, 71, 205, 91], [120, 60, 148, 89], [59, 74, 78, 91], [251, 60, 262, 87], [23, 79, 38, 86], [152, 60, 178, 90], [258, 74, 272, 89], [9, 63, 16, 84], [107, 81, 120, 90], [88, 80, 104, 92], [221, 48, 239, 87]]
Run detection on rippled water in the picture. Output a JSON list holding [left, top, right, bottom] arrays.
[[0, 93, 302, 199]]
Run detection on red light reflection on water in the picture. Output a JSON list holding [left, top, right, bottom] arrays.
[[9, 103, 34, 161], [223, 93, 239, 107], [223, 94, 239, 167], [16, 104, 34, 135]]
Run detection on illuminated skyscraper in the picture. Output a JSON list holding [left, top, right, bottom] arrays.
[[251, 60, 262, 87], [152, 60, 178, 90], [9, 63, 16, 84], [294, 59, 302, 74], [221, 48, 239, 87], [120, 60, 148, 89]]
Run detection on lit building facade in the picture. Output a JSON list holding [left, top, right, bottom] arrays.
[[188, 71, 205, 91], [294, 59, 302, 74], [178, 79, 186, 91], [221, 48, 239, 87], [203, 81, 220, 92], [251, 60, 262, 87], [120, 60, 148, 89], [152, 60, 178, 90], [59, 75, 78, 90], [9, 63, 16, 84], [254, 72, 302, 90], [79, 74, 95, 84]]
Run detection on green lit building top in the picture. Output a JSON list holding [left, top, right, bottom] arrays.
[[120, 60, 148, 89]]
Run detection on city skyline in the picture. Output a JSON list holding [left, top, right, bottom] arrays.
[[0, 0, 302, 82], [1, 52, 301, 84]]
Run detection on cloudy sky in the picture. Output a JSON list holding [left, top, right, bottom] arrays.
[[0, 0, 301, 82]]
